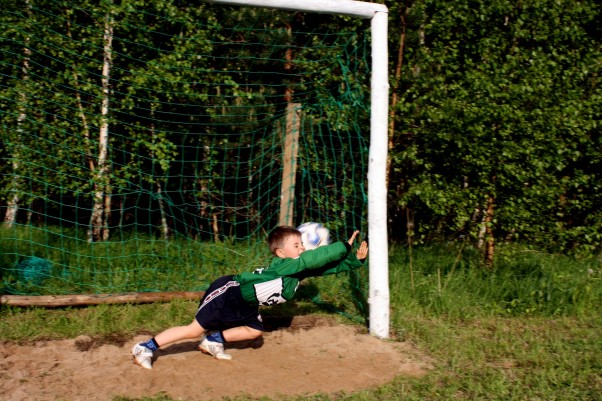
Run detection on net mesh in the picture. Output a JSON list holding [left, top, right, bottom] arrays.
[[0, 1, 370, 298]]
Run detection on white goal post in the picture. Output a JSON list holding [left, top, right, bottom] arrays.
[[203, 0, 390, 339]]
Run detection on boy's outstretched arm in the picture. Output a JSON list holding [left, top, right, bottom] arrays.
[[295, 230, 368, 279]]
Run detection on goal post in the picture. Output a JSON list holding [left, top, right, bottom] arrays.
[[368, 9, 391, 340], [203, 0, 390, 338]]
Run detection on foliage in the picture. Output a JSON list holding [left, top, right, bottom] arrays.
[[388, 0, 602, 256], [1, 0, 601, 273], [0, 0, 369, 247]]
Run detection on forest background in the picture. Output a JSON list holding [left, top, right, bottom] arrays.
[[386, 0, 601, 264], [1, 3, 600, 400], [0, 0, 601, 266]]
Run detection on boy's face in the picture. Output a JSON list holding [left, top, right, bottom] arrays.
[[275, 234, 305, 259]]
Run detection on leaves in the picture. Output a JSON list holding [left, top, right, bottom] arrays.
[[389, 0, 602, 255], [0, 0, 600, 255]]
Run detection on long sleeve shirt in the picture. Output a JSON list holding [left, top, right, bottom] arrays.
[[233, 241, 364, 306]]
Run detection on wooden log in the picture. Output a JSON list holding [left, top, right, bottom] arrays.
[[0, 291, 205, 308]]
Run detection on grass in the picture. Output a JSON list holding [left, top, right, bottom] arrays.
[[393, 314, 601, 400], [0, 226, 268, 295], [1, 235, 601, 401]]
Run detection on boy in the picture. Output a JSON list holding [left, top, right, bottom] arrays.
[[132, 225, 368, 369]]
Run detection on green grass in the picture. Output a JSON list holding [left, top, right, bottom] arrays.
[[1, 238, 601, 401], [0, 225, 269, 295]]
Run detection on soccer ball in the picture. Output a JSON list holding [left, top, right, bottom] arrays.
[[297, 222, 330, 250]]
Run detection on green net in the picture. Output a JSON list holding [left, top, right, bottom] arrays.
[[0, 1, 371, 299]]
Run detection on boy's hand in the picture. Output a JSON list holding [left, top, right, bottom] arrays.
[[347, 230, 360, 246], [356, 240, 368, 260], [347, 230, 368, 260]]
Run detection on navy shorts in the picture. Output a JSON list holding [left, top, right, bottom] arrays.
[[195, 275, 264, 332]]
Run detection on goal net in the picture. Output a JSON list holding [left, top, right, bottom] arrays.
[[0, 0, 389, 336]]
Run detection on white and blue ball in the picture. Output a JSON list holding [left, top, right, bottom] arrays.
[[297, 222, 330, 250]]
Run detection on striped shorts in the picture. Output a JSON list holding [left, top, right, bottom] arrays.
[[195, 275, 264, 332]]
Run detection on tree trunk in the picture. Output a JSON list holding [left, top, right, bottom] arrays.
[[212, 213, 220, 242], [88, 11, 113, 242], [156, 181, 169, 240], [149, 104, 170, 240], [4, 159, 22, 227], [66, 15, 95, 173], [197, 142, 211, 239], [279, 102, 301, 227], [483, 196, 495, 268], [387, 5, 411, 241], [387, 4, 407, 188], [477, 207, 486, 249], [279, 24, 300, 227], [406, 206, 415, 291], [4, 1, 32, 227]]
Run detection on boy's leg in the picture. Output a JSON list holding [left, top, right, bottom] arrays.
[[195, 275, 263, 360], [153, 319, 205, 346], [222, 325, 263, 342], [199, 325, 262, 360], [132, 319, 205, 369]]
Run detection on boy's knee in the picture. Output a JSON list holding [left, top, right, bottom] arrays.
[[247, 327, 263, 340]]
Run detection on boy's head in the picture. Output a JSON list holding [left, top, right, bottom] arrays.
[[268, 226, 305, 258]]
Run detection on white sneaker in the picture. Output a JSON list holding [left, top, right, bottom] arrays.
[[199, 337, 232, 360], [131, 343, 153, 369]]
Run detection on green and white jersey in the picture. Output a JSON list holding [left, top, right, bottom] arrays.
[[234, 241, 364, 306]]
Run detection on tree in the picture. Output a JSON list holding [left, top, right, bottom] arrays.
[[2, 0, 33, 227], [88, 6, 114, 242], [390, 0, 602, 259]]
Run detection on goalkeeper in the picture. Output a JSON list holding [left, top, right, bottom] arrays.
[[132, 225, 368, 369]]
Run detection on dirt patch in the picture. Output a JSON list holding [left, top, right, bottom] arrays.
[[0, 316, 432, 401]]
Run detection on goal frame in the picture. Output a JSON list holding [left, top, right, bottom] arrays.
[[202, 0, 390, 339]]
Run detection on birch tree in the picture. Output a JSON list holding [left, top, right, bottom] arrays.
[[88, 7, 114, 242], [2, 0, 33, 227]]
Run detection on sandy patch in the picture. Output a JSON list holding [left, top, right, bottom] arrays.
[[0, 316, 431, 401]]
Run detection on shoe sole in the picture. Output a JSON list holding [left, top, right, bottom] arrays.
[[132, 355, 153, 369], [198, 345, 233, 360]]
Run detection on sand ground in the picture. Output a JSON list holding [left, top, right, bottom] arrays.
[[0, 315, 432, 401]]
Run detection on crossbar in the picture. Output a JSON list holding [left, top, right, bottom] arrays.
[[203, 0, 387, 19]]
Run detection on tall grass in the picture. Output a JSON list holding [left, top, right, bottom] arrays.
[[389, 242, 601, 320], [3, 226, 599, 319], [0, 226, 269, 295]]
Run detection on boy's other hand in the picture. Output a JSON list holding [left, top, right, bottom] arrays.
[[347, 230, 360, 246], [356, 240, 368, 260]]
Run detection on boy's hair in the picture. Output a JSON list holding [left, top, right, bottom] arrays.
[[268, 226, 301, 255]]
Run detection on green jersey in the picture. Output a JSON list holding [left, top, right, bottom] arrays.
[[234, 241, 364, 306]]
